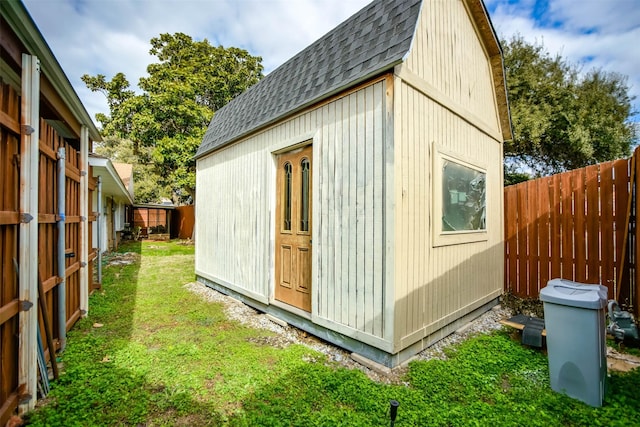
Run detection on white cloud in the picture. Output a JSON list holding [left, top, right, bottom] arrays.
[[23, 0, 640, 123], [23, 0, 370, 121], [487, 0, 640, 119]]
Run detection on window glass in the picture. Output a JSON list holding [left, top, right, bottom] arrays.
[[300, 158, 310, 232], [442, 160, 486, 232], [283, 162, 292, 230]]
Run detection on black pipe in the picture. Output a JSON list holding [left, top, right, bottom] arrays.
[[390, 399, 400, 426]]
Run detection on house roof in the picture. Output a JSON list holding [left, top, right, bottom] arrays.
[[196, 0, 422, 158], [113, 162, 134, 199], [89, 154, 134, 205], [196, 0, 511, 159]]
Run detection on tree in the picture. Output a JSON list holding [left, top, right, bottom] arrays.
[[502, 36, 636, 181], [93, 137, 172, 203], [83, 33, 264, 202]]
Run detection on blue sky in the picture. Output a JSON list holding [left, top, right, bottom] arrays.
[[23, 0, 640, 126]]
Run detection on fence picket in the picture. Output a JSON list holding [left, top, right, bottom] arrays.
[[504, 148, 640, 317]]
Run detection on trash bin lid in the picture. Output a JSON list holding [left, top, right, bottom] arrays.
[[539, 278, 608, 309]]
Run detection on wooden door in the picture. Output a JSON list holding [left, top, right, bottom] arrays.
[[275, 145, 312, 311]]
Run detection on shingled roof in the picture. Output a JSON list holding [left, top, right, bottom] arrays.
[[196, 0, 422, 158]]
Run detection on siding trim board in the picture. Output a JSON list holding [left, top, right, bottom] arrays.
[[395, 65, 502, 143]]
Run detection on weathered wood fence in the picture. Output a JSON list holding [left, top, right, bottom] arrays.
[[505, 148, 640, 314], [1, 78, 98, 422]]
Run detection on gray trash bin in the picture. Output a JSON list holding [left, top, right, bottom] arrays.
[[539, 278, 608, 407]]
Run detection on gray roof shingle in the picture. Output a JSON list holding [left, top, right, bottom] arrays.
[[196, 0, 422, 158]]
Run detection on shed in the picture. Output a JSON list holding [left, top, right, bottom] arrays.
[[1, 0, 101, 418], [195, 0, 511, 367]]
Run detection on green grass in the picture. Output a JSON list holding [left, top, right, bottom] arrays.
[[25, 240, 640, 426]]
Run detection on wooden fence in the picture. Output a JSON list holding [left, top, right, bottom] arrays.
[[0, 78, 98, 422], [505, 148, 640, 314], [0, 78, 21, 424]]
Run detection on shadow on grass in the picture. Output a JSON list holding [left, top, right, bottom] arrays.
[[25, 240, 227, 426]]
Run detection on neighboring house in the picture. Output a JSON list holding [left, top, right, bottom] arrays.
[[89, 154, 134, 253], [1, 0, 101, 418], [195, 0, 512, 367]]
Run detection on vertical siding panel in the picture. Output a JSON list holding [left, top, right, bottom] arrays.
[[328, 103, 337, 320], [355, 89, 366, 330], [341, 99, 351, 326], [373, 83, 384, 337], [364, 86, 375, 334], [334, 101, 344, 324], [348, 93, 358, 329], [320, 105, 330, 319]]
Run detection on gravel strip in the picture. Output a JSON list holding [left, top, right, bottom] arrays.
[[184, 282, 512, 384]]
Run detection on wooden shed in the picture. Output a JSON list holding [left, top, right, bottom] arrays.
[[195, 0, 512, 367], [1, 0, 100, 419]]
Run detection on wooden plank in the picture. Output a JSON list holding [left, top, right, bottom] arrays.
[[584, 165, 601, 283], [549, 174, 562, 280], [600, 162, 615, 291], [498, 319, 547, 336], [614, 158, 631, 301], [573, 168, 587, 282], [504, 185, 518, 293], [537, 177, 551, 293], [0, 109, 20, 135], [0, 211, 19, 225], [526, 179, 539, 296], [42, 275, 61, 294], [38, 140, 57, 161], [560, 171, 574, 280], [516, 182, 529, 296], [0, 300, 18, 326]]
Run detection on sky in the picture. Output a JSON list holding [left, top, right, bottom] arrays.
[[22, 0, 640, 127]]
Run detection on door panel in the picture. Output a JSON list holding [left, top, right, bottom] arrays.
[[275, 145, 312, 311]]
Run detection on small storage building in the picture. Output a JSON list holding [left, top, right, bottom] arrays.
[[195, 0, 511, 367]]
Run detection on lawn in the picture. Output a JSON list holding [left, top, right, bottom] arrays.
[[25, 240, 640, 426]]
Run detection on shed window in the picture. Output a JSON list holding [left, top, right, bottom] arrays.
[[433, 144, 488, 247], [442, 160, 486, 232], [283, 162, 292, 230], [300, 158, 310, 232]]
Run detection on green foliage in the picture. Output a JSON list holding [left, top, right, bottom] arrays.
[[83, 33, 264, 201], [503, 35, 636, 176], [25, 241, 640, 426]]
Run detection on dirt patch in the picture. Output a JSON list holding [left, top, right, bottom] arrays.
[[607, 347, 640, 372], [104, 252, 139, 267]]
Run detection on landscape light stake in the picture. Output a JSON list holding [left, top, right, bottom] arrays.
[[390, 399, 400, 426]]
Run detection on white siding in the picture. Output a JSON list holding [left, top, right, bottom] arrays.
[[404, 0, 500, 132], [393, 80, 503, 349], [196, 79, 390, 344]]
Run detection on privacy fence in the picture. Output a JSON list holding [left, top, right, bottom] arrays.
[[0, 78, 97, 423], [504, 147, 640, 315]]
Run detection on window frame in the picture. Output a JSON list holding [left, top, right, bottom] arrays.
[[432, 144, 488, 247]]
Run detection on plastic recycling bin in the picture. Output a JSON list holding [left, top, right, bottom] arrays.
[[539, 278, 608, 407]]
